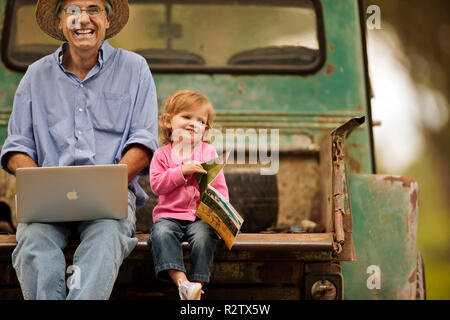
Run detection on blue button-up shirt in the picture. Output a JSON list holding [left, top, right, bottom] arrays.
[[0, 40, 159, 207]]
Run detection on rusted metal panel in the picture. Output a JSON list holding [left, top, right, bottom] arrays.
[[0, 231, 335, 260], [316, 116, 363, 261], [330, 116, 364, 261], [216, 250, 334, 262], [115, 260, 304, 285], [318, 134, 333, 233], [124, 233, 335, 261], [211, 261, 303, 284], [276, 155, 321, 227], [333, 157, 345, 245], [343, 174, 419, 299], [110, 284, 301, 300], [304, 262, 341, 274], [203, 285, 301, 300], [230, 233, 334, 251]]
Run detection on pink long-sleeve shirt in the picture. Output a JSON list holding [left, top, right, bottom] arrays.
[[150, 142, 229, 222]]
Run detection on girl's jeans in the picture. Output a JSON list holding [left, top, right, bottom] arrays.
[[12, 190, 138, 300], [149, 217, 219, 283]]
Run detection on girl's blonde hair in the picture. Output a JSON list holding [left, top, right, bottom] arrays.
[[159, 90, 215, 145]]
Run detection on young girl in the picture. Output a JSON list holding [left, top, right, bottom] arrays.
[[148, 90, 229, 300]]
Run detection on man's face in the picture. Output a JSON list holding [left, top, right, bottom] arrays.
[[58, 0, 110, 51]]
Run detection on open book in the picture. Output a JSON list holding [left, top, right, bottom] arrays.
[[194, 153, 244, 249]]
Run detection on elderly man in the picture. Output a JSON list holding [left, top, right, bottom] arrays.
[[0, 0, 158, 299]]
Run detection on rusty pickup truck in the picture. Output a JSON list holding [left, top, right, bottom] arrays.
[[0, 0, 425, 300]]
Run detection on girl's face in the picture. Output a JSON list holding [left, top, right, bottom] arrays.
[[169, 103, 209, 145]]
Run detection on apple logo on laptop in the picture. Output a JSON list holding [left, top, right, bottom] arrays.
[[66, 189, 78, 200]]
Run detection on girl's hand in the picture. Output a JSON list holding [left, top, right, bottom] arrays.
[[181, 161, 207, 176]]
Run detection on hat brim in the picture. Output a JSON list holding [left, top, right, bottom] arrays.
[[36, 0, 129, 42]]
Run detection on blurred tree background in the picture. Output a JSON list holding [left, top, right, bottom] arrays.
[[364, 0, 450, 299]]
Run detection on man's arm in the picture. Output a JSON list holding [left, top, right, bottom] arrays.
[[118, 57, 158, 181], [0, 70, 38, 175], [118, 144, 152, 183], [5, 152, 38, 175]]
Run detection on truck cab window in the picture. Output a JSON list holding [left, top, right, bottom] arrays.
[[3, 0, 323, 74]]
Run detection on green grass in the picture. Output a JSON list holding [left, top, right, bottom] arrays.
[[421, 255, 450, 299]]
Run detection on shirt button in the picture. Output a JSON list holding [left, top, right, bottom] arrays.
[[77, 130, 82, 135], [80, 84, 84, 88], [78, 108, 83, 112], [78, 149, 83, 153]]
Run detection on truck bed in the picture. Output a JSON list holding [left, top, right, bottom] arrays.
[[0, 232, 335, 300]]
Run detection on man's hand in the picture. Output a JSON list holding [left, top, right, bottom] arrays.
[[119, 144, 152, 183], [181, 160, 207, 176], [6, 152, 37, 175]]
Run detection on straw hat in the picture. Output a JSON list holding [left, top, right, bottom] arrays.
[[36, 0, 129, 42]]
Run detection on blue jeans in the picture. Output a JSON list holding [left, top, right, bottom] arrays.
[[12, 190, 138, 300], [149, 217, 219, 283]]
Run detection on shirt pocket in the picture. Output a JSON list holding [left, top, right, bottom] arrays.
[[49, 120, 74, 152], [89, 91, 131, 133]]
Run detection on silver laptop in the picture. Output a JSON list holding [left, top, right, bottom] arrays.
[[15, 164, 128, 223]]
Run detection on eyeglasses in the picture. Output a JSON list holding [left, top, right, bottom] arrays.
[[64, 4, 105, 16]]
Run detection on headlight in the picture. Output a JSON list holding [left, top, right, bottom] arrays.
[[311, 279, 337, 300], [304, 272, 343, 300]]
